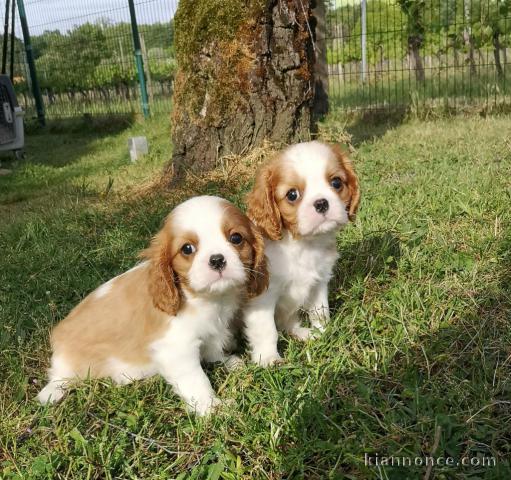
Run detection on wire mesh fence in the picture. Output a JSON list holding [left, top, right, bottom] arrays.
[[324, 0, 511, 113], [5, 0, 177, 121], [2, 0, 511, 121]]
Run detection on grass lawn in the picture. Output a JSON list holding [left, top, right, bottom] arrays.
[[328, 67, 511, 113], [1, 113, 511, 479]]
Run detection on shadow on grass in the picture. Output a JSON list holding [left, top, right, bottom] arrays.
[[280, 232, 511, 479], [0, 116, 140, 209], [24, 114, 137, 135], [345, 109, 407, 147], [335, 231, 402, 287], [0, 114, 136, 169]]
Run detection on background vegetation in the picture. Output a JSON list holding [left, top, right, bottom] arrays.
[[326, 0, 511, 109], [327, 0, 511, 70], [4, 0, 511, 119], [21, 21, 173, 117]]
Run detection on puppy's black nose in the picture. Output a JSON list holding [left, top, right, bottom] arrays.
[[209, 254, 226, 271], [314, 198, 329, 214]]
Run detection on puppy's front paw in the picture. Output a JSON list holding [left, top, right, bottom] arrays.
[[310, 322, 326, 334], [251, 351, 283, 367], [289, 326, 315, 341], [224, 354, 244, 371], [188, 395, 222, 416]]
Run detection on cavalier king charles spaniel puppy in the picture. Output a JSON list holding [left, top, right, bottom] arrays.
[[244, 141, 360, 366], [37, 196, 268, 415]]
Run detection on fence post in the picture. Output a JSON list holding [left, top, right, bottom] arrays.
[[17, 0, 45, 126], [127, 0, 150, 118], [140, 33, 153, 104], [2, 0, 10, 74], [361, 0, 367, 83], [10, 0, 15, 81]]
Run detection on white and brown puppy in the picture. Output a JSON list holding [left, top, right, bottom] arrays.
[[244, 141, 360, 366], [37, 196, 268, 415]]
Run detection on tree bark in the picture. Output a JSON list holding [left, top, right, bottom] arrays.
[[463, 1, 476, 76], [397, 0, 425, 83], [464, 37, 476, 75], [493, 32, 504, 78], [170, 0, 316, 176], [312, 0, 329, 117], [409, 35, 425, 82]]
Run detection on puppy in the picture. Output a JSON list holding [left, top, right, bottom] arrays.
[[37, 196, 268, 415], [244, 141, 360, 366]]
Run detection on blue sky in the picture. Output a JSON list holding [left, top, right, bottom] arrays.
[[16, 0, 177, 35]]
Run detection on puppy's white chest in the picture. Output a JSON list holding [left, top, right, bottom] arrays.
[[201, 301, 237, 340], [267, 234, 338, 305]]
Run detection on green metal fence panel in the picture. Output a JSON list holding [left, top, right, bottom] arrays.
[[322, 0, 511, 113], [17, 0, 45, 125], [2, 0, 510, 120], [6, 0, 177, 120]]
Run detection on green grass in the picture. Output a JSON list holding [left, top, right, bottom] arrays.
[[20, 92, 173, 121], [1, 113, 511, 478], [329, 66, 511, 113]]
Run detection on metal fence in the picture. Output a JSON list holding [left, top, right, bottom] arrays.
[[4, 0, 511, 121], [324, 0, 511, 112], [6, 0, 177, 122]]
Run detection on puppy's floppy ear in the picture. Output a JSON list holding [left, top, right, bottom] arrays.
[[140, 222, 181, 315], [331, 144, 360, 221], [246, 160, 282, 241], [247, 223, 269, 298]]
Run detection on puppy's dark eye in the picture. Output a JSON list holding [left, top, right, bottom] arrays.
[[181, 243, 196, 256], [286, 188, 300, 202], [330, 177, 343, 190], [229, 232, 243, 245]]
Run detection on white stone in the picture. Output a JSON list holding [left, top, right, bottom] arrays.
[[128, 136, 149, 162]]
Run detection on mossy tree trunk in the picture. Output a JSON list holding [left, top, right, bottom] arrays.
[[170, 0, 317, 175]]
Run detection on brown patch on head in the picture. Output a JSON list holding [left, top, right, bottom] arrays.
[[140, 215, 183, 315], [221, 201, 269, 297], [167, 229, 199, 295], [328, 144, 360, 220], [246, 160, 282, 240], [246, 156, 305, 239], [272, 162, 305, 238]]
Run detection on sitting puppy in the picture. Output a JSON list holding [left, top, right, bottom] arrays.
[[37, 196, 268, 415], [244, 141, 360, 366]]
